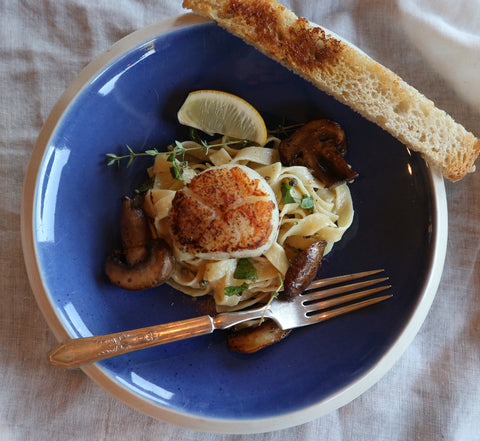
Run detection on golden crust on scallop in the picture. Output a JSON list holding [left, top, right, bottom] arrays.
[[169, 164, 279, 260]]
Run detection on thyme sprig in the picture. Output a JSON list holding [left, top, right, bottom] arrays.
[[106, 145, 160, 168], [106, 137, 249, 182], [106, 121, 302, 182], [267, 122, 304, 137], [105, 141, 209, 169]]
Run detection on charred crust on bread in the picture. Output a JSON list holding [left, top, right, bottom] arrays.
[[222, 1, 344, 72], [183, 0, 479, 181]]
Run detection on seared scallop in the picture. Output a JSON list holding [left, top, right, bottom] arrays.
[[169, 164, 279, 260]]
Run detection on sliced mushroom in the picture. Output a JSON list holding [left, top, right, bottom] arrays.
[[282, 241, 327, 300], [105, 196, 175, 290], [227, 319, 291, 353], [105, 239, 175, 290], [279, 119, 358, 187], [119, 195, 151, 265], [227, 240, 327, 353]]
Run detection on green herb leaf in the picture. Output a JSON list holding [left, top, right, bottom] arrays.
[[224, 282, 249, 297], [233, 258, 258, 280], [189, 127, 203, 144], [169, 161, 184, 181], [174, 140, 186, 154], [300, 195, 314, 211], [281, 182, 315, 212], [281, 182, 297, 204]]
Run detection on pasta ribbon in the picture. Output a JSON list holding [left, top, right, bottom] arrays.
[[145, 137, 354, 310]]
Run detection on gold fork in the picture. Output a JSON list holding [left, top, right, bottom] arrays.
[[48, 269, 391, 368]]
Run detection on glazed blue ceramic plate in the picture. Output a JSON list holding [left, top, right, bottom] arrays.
[[22, 14, 447, 434]]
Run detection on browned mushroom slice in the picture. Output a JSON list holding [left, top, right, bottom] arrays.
[[119, 195, 151, 265], [105, 238, 175, 291], [282, 241, 327, 300], [105, 196, 175, 290], [227, 240, 327, 353], [279, 119, 358, 187], [227, 319, 291, 353]]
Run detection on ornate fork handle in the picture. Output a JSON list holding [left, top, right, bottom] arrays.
[[47, 270, 391, 369], [47, 306, 267, 369]]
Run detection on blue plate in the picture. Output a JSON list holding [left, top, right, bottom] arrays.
[[22, 14, 447, 434]]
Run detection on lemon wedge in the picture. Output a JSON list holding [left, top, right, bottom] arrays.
[[177, 90, 268, 145]]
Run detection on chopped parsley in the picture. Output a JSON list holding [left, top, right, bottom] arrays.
[[281, 182, 314, 212], [224, 282, 250, 297], [233, 258, 258, 280]]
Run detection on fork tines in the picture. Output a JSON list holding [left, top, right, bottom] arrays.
[[301, 269, 392, 318], [306, 269, 386, 292]]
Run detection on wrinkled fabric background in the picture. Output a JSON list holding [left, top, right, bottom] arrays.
[[1, 1, 479, 440]]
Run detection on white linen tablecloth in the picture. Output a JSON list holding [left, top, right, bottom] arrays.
[[2, 1, 479, 439]]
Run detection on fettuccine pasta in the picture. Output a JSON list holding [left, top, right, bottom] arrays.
[[143, 136, 354, 311]]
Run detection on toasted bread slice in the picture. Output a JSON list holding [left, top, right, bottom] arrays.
[[183, 0, 480, 181]]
